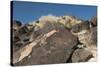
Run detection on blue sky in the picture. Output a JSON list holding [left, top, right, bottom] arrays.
[[12, 1, 97, 24]]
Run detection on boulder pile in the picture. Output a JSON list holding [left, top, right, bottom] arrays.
[[11, 15, 97, 66]]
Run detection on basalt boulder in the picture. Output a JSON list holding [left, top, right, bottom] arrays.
[[90, 16, 97, 27], [72, 49, 93, 62], [13, 20, 22, 30], [14, 27, 78, 66]]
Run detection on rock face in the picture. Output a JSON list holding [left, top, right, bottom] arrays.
[[90, 16, 97, 27], [72, 49, 93, 62], [13, 20, 22, 30], [71, 20, 97, 63], [12, 15, 97, 66], [71, 21, 90, 34], [14, 27, 78, 66], [71, 21, 97, 47]]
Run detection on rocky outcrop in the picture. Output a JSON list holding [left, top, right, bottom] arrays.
[[90, 16, 97, 27], [13, 27, 78, 66], [71, 21, 90, 34], [13, 20, 22, 30], [71, 20, 97, 63], [12, 15, 97, 66], [72, 49, 93, 62]]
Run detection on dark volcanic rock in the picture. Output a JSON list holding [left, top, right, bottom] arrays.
[[90, 16, 97, 27], [17, 26, 29, 36], [12, 15, 97, 66], [71, 22, 90, 33], [71, 22, 97, 48], [36, 22, 64, 35], [13, 20, 22, 30], [14, 27, 78, 66], [77, 27, 97, 48], [72, 49, 93, 62], [89, 27, 97, 46]]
